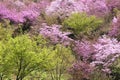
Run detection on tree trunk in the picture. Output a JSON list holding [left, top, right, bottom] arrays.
[[16, 78, 19, 80], [16, 77, 23, 80], [0, 76, 2, 80], [0, 74, 3, 80]]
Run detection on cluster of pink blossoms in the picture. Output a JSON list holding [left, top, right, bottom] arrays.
[[45, 0, 108, 18], [91, 35, 120, 73], [45, 0, 89, 18], [108, 16, 120, 37], [69, 61, 94, 79], [39, 23, 73, 45], [0, 0, 49, 23], [73, 35, 120, 73], [107, 0, 120, 11], [73, 40, 94, 60]]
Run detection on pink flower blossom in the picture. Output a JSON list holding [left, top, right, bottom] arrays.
[[0, 1, 42, 23], [91, 35, 120, 73], [73, 40, 94, 60], [108, 16, 120, 37], [46, 0, 108, 18], [45, 0, 89, 18], [39, 23, 73, 45]]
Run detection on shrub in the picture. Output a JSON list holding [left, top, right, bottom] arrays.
[[63, 13, 103, 36], [68, 61, 93, 80], [110, 58, 120, 80], [39, 23, 73, 46], [0, 20, 13, 40], [90, 69, 112, 80]]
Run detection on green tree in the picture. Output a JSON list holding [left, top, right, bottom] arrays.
[[47, 45, 75, 80], [0, 35, 58, 80], [63, 13, 103, 37]]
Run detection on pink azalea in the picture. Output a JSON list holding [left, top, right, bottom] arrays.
[[39, 23, 73, 45]]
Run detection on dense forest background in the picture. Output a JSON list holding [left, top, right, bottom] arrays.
[[0, 0, 120, 80]]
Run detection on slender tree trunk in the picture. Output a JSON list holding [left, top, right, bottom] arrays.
[[0, 76, 2, 80], [0, 74, 3, 80], [16, 77, 19, 80], [20, 77, 23, 80], [16, 77, 23, 80]]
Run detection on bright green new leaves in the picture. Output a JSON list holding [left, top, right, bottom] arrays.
[[0, 21, 13, 40], [63, 13, 103, 35], [47, 44, 75, 80], [0, 35, 54, 80], [110, 58, 120, 80], [0, 35, 74, 80], [0, 35, 42, 80]]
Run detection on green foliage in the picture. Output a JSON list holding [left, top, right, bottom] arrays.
[[90, 69, 112, 80], [0, 35, 53, 80], [31, 35, 49, 47], [63, 13, 103, 36], [45, 15, 58, 25], [110, 58, 120, 80], [25, 44, 75, 80], [47, 44, 75, 80], [45, 14, 64, 25], [0, 20, 13, 40], [0, 34, 74, 80], [24, 71, 48, 80]]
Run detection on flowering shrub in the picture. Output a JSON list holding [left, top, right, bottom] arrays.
[[45, 0, 89, 19], [107, 0, 120, 11], [0, 1, 46, 23], [39, 23, 73, 45], [73, 40, 94, 60], [69, 61, 94, 80], [73, 35, 120, 73], [108, 16, 120, 37], [86, 0, 109, 16], [91, 35, 120, 73], [46, 0, 109, 18], [69, 61, 112, 80]]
